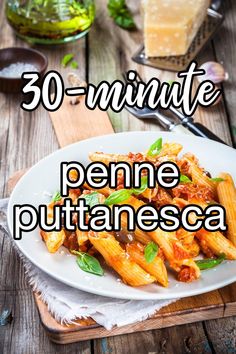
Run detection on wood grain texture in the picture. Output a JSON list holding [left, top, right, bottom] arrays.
[[1, 0, 236, 353], [49, 95, 113, 147], [213, 0, 236, 146], [32, 289, 226, 344]]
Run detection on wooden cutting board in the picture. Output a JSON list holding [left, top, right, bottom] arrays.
[[8, 95, 236, 344]]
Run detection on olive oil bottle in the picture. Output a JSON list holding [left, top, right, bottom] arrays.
[[6, 0, 95, 44]]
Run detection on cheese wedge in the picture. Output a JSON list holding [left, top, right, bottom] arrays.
[[143, 0, 210, 57]]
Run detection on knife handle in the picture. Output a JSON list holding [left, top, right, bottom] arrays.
[[185, 121, 227, 145]]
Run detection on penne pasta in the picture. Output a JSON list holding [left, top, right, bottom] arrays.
[[140, 186, 158, 200], [217, 173, 236, 246], [158, 142, 182, 157], [89, 232, 156, 286], [76, 228, 89, 248], [126, 243, 168, 287], [196, 229, 236, 260], [89, 152, 132, 164], [119, 195, 200, 279], [40, 229, 66, 253], [184, 156, 216, 196], [188, 198, 236, 260]]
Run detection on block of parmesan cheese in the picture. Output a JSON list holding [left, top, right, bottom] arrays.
[[143, 0, 210, 57]]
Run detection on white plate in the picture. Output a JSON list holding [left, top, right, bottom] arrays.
[[7, 131, 236, 300]]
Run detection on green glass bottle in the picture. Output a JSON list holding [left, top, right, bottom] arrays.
[[6, 0, 95, 44]]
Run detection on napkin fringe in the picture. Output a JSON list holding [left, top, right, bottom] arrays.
[[1, 198, 178, 330]]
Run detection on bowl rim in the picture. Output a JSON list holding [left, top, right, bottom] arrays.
[[0, 46, 48, 80]]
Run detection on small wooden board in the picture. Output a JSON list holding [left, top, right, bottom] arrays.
[[8, 95, 236, 344], [33, 285, 236, 344], [49, 95, 113, 147]]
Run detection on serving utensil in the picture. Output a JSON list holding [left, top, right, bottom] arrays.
[[123, 72, 227, 144], [124, 104, 193, 135]]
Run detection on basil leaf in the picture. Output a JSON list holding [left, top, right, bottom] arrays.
[[70, 60, 78, 69], [147, 138, 162, 157], [210, 177, 225, 182], [114, 13, 135, 29], [132, 176, 148, 195], [52, 191, 62, 202], [180, 174, 192, 183], [61, 53, 74, 67], [195, 254, 225, 270], [105, 189, 132, 205], [81, 192, 100, 208], [76, 252, 104, 276], [0, 310, 13, 326], [107, 0, 135, 30], [144, 242, 158, 263]]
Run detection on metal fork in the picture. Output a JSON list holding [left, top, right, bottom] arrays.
[[123, 72, 227, 144], [122, 73, 193, 135]]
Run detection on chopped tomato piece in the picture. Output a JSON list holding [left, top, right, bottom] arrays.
[[178, 267, 197, 282]]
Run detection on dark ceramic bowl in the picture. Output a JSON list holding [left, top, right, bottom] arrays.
[[0, 47, 48, 93]]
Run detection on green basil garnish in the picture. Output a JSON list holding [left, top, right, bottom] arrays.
[[61, 53, 74, 67], [180, 174, 192, 183], [132, 176, 148, 195], [144, 242, 159, 263], [81, 192, 100, 208], [195, 254, 225, 270], [73, 251, 104, 276], [70, 60, 78, 69], [147, 138, 162, 157], [105, 189, 133, 206], [210, 178, 225, 182], [52, 191, 62, 202], [107, 0, 135, 30], [105, 177, 149, 205]]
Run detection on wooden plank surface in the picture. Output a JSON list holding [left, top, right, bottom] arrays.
[[212, 0, 236, 147], [32, 291, 226, 344], [1, 0, 236, 353], [49, 95, 113, 147]]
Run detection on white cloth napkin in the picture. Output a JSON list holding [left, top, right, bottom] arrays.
[[0, 198, 177, 330]]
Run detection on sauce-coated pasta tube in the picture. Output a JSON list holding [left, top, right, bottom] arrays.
[[196, 229, 236, 260], [184, 157, 216, 196], [89, 152, 131, 164], [119, 196, 200, 280], [217, 173, 236, 246], [76, 229, 89, 248], [89, 232, 156, 286], [188, 198, 236, 260], [126, 243, 168, 287], [40, 230, 66, 253], [158, 142, 182, 157], [40, 201, 66, 253]]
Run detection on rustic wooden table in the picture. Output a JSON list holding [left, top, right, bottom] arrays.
[[1, 0, 236, 353]]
